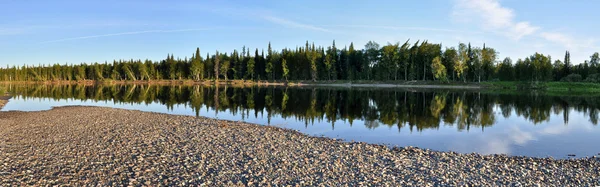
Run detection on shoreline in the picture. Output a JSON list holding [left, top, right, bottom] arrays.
[[3, 80, 600, 92], [0, 106, 598, 186], [0, 80, 485, 89], [0, 95, 10, 110]]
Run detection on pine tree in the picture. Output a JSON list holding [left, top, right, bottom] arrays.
[[247, 58, 255, 80], [564, 51, 571, 76], [191, 48, 204, 81], [266, 42, 274, 80], [220, 54, 230, 81], [214, 51, 220, 81], [282, 58, 289, 81]]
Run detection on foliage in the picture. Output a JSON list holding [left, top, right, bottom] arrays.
[[282, 59, 289, 81], [431, 56, 447, 82], [561, 74, 583, 82], [0, 41, 598, 84], [584, 73, 600, 83]]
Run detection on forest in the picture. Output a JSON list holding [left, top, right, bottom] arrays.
[[1, 41, 599, 83]]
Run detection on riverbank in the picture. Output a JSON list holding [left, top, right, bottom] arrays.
[[0, 107, 598, 186], [0, 80, 485, 89], [4, 80, 600, 92], [482, 81, 600, 93], [0, 93, 10, 110]]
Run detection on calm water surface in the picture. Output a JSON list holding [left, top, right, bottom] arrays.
[[2, 84, 599, 158]]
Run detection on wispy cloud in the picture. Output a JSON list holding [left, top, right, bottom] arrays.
[[452, 0, 539, 40], [39, 28, 217, 44], [540, 32, 576, 49], [321, 24, 482, 34], [0, 28, 26, 36], [540, 32, 596, 52], [511, 22, 538, 41], [261, 15, 332, 33], [1, 22, 155, 36]]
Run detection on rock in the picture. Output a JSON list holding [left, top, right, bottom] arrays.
[[0, 106, 598, 186]]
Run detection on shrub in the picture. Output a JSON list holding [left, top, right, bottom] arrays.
[[584, 73, 600, 83], [561, 73, 583, 82]]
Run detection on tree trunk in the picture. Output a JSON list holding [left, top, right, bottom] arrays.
[[453, 72, 455, 81], [404, 67, 407, 81], [423, 63, 426, 81]]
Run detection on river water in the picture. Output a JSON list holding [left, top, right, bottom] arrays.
[[2, 84, 599, 158]]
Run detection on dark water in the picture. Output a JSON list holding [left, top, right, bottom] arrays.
[[2, 84, 599, 158]]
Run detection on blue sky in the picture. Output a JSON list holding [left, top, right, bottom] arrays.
[[0, 0, 597, 66]]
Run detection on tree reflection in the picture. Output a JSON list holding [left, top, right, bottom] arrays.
[[3, 84, 599, 132]]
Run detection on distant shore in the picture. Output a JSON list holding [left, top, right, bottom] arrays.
[[0, 80, 484, 89], [3, 80, 600, 92], [1, 106, 599, 186]]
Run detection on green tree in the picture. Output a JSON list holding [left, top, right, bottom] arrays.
[[442, 47, 457, 81], [137, 60, 149, 80], [481, 44, 497, 81], [220, 55, 230, 80], [364, 41, 380, 80], [74, 65, 86, 81], [431, 56, 447, 82], [191, 48, 204, 81], [590, 52, 599, 75], [93, 63, 104, 81], [563, 51, 571, 76], [552, 59, 564, 81], [266, 42, 274, 80], [498, 57, 514, 81], [282, 58, 289, 81], [168, 54, 177, 80], [455, 43, 469, 82], [399, 40, 411, 81], [247, 58, 255, 80], [381, 43, 400, 80], [324, 44, 337, 80], [214, 51, 220, 81]]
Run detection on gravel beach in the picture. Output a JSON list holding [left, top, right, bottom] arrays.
[[0, 96, 9, 110], [0, 106, 599, 186]]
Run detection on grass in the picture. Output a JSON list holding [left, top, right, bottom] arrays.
[[481, 81, 600, 93]]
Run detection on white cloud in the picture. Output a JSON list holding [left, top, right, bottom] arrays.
[[510, 22, 538, 40], [452, 0, 598, 63], [540, 32, 576, 49], [540, 32, 597, 52], [453, 0, 538, 40], [508, 126, 534, 145], [449, 125, 536, 155], [261, 16, 331, 33]]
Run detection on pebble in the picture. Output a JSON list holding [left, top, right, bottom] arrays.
[[0, 106, 598, 186]]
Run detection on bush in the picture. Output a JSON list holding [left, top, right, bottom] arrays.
[[561, 73, 583, 82], [584, 73, 600, 83]]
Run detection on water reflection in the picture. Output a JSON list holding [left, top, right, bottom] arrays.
[[2, 84, 599, 157], [4, 84, 599, 129]]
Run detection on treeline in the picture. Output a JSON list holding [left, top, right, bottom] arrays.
[[1, 41, 599, 83]]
